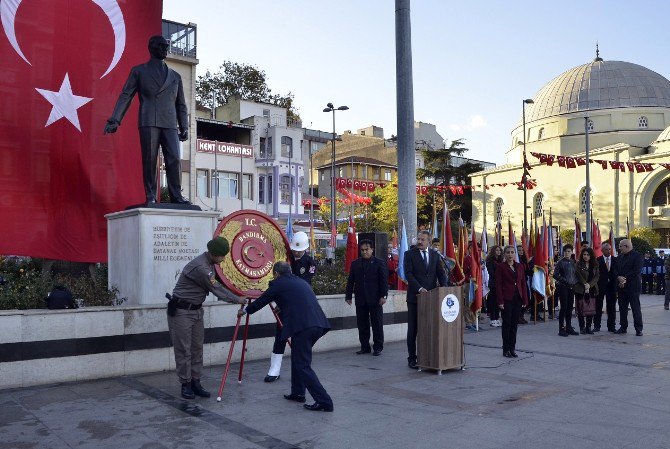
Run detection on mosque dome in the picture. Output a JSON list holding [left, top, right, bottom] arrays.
[[524, 58, 670, 122], [652, 123, 670, 143]]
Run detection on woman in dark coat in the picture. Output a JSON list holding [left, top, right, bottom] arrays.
[[486, 245, 503, 327], [574, 247, 599, 334], [495, 245, 529, 358]]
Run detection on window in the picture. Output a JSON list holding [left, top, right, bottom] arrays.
[[212, 171, 238, 199], [338, 167, 345, 177], [638, 116, 648, 128], [533, 192, 544, 218], [243, 174, 252, 200], [494, 198, 504, 222], [268, 175, 273, 203], [281, 136, 293, 158], [538, 127, 545, 140], [262, 109, 270, 118], [351, 165, 358, 178], [415, 158, 422, 168], [384, 169, 392, 181], [258, 176, 265, 204], [196, 169, 209, 198], [280, 175, 293, 204], [579, 187, 592, 214], [260, 137, 273, 159], [361, 166, 368, 178], [372, 167, 380, 181], [586, 119, 594, 132], [320, 172, 325, 181], [360, 130, 366, 136]]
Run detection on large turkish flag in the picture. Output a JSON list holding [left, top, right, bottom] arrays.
[[0, 0, 162, 262]]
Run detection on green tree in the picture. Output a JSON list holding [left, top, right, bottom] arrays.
[[368, 177, 429, 233], [629, 227, 661, 248], [196, 61, 300, 121], [416, 139, 483, 224]]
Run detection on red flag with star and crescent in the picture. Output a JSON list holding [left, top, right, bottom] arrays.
[[0, 0, 162, 262]]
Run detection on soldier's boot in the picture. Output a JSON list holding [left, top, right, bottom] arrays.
[[181, 382, 195, 399], [191, 379, 211, 398], [264, 353, 283, 382]]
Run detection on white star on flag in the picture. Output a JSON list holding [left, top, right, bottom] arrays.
[[35, 73, 92, 132]]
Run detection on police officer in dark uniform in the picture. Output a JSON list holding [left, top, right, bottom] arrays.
[[168, 237, 246, 399], [264, 231, 316, 382]]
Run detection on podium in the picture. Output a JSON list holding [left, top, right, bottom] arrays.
[[417, 286, 464, 373]]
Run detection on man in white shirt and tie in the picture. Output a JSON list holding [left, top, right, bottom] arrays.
[[596, 243, 618, 332]]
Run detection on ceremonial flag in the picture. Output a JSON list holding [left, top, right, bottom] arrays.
[[344, 216, 357, 273], [494, 220, 502, 246], [286, 220, 294, 242], [626, 217, 630, 238], [508, 220, 519, 263], [480, 227, 490, 298], [609, 223, 617, 257], [432, 202, 439, 239], [442, 203, 463, 284], [531, 223, 547, 299], [592, 219, 603, 258], [469, 226, 483, 313], [0, 1, 162, 261], [574, 217, 582, 257], [457, 215, 466, 269], [548, 211, 555, 263], [397, 218, 409, 283]]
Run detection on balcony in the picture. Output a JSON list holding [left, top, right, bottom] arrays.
[[162, 20, 197, 59]]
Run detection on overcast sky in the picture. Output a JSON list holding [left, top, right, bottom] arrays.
[[163, 0, 670, 164]]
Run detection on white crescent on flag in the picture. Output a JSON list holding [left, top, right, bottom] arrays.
[[1, 0, 126, 79]]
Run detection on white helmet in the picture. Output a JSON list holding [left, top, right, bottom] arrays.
[[290, 231, 309, 251]]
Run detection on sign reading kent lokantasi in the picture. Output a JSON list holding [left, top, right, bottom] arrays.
[[197, 139, 253, 158]]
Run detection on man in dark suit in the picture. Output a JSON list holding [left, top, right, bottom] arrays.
[[403, 230, 448, 369], [104, 36, 189, 204], [240, 262, 333, 412], [614, 239, 644, 336], [345, 239, 388, 356], [595, 242, 617, 332]]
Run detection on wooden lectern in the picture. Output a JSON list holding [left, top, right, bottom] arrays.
[[417, 286, 464, 374]]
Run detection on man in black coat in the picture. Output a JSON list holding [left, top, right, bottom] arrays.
[[104, 36, 189, 204], [240, 262, 333, 412], [595, 242, 617, 332], [614, 239, 644, 336], [403, 230, 448, 369], [345, 239, 388, 356]]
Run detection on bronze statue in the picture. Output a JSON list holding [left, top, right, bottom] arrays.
[[104, 36, 190, 204]]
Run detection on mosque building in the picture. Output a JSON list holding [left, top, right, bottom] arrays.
[[471, 51, 670, 247]]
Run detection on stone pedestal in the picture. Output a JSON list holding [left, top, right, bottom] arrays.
[[106, 208, 220, 305]]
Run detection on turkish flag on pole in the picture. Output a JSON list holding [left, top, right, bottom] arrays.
[[0, 1, 162, 262], [591, 219, 603, 257]]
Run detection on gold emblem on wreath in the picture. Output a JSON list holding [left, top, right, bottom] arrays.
[[216, 220, 287, 293]]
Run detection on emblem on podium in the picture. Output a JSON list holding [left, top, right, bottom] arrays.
[[213, 211, 291, 298]]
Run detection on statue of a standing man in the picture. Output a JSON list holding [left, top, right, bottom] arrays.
[[104, 35, 190, 205]]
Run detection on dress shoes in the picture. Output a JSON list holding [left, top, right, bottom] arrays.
[[579, 327, 586, 335], [635, 331, 643, 336], [146, 198, 156, 205], [510, 351, 518, 358], [408, 359, 418, 369], [372, 350, 382, 356], [664, 305, 669, 310], [283, 393, 306, 403], [608, 328, 616, 333], [593, 326, 601, 332], [171, 196, 191, 204], [304, 402, 334, 412], [264, 375, 280, 383], [534, 316, 545, 322], [355, 349, 371, 355], [518, 316, 528, 324], [558, 329, 569, 337], [615, 328, 627, 334], [585, 328, 594, 335], [567, 328, 579, 336], [503, 351, 513, 358], [191, 379, 211, 398], [181, 383, 195, 400]]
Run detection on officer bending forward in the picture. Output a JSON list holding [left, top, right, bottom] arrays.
[[168, 237, 247, 399], [239, 261, 333, 412]]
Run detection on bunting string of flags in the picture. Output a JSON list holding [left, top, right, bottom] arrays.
[[333, 177, 537, 195], [530, 152, 670, 173]]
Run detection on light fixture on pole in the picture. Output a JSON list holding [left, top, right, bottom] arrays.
[[323, 103, 349, 243], [520, 98, 534, 236]]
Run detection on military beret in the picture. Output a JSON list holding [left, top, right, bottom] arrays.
[[207, 237, 229, 257]]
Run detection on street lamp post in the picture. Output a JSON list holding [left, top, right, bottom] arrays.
[[323, 103, 348, 239], [521, 98, 534, 236]]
